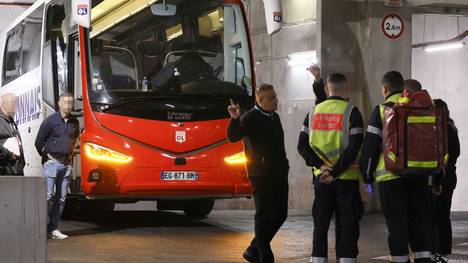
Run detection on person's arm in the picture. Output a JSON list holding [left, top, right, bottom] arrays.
[[359, 106, 383, 184], [313, 79, 327, 105], [0, 143, 14, 161], [227, 100, 253, 143], [329, 107, 364, 177], [298, 113, 324, 168], [34, 118, 50, 156], [447, 124, 460, 167]]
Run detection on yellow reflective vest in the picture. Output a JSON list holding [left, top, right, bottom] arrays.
[[375, 93, 402, 182], [309, 99, 360, 180]]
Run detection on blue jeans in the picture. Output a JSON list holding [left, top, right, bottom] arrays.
[[43, 160, 72, 233]]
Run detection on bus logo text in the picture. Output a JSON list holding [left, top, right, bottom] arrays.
[[15, 86, 41, 125], [168, 112, 194, 121]]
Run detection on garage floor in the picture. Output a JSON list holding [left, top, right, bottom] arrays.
[[48, 208, 468, 263]]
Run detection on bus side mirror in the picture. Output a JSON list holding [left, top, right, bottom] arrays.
[[72, 0, 91, 28], [151, 2, 177, 16]]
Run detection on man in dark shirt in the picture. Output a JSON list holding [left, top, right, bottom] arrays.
[[35, 92, 79, 240], [227, 84, 289, 263]]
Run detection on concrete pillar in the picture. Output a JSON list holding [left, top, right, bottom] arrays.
[[317, 0, 414, 210], [0, 176, 47, 263]]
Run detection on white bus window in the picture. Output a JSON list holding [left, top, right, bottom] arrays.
[[22, 5, 44, 75], [3, 25, 23, 85]]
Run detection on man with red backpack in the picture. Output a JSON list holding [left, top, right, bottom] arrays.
[[360, 71, 434, 263]]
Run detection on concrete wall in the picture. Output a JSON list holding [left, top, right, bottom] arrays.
[[0, 176, 47, 263], [412, 14, 468, 211]]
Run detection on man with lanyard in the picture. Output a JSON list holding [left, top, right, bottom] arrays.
[[306, 73, 364, 263], [360, 71, 432, 263], [35, 92, 79, 240], [227, 84, 289, 263]]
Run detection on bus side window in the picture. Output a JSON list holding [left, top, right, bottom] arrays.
[[22, 5, 44, 75], [2, 24, 23, 85]]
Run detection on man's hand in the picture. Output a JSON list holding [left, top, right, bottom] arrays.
[[432, 184, 442, 195], [228, 99, 241, 119], [320, 174, 335, 184], [319, 165, 334, 184], [320, 164, 330, 175], [307, 64, 321, 80]]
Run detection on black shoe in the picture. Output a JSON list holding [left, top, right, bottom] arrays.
[[243, 248, 258, 263]]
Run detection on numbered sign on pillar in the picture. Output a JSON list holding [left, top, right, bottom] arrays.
[[262, 0, 283, 35], [381, 13, 405, 40]]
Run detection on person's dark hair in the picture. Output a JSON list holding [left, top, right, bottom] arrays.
[[404, 79, 422, 92], [382, 71, 404, 93], [433, 98, 454, 127], [59, 92, 73, 100], [256, 83, 274, 96], [327, 73, 347, 84]]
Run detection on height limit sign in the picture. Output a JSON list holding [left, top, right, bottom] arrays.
[[381, 13, 404, 40]]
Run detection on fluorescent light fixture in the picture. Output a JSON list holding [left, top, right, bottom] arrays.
[[287, 51, 317, 67], [424, 42, 465, 53]]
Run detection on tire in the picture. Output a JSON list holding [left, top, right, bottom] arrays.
[[182, 199, 214, 218]]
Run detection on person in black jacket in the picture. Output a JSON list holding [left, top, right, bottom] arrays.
[[227, 83, 289, 263], [431, 99, 460, 263], [299, 73, 364, 263], [35, 92, 79, 240], [298, 66, 344, 260], [0, 93, 25, 175]]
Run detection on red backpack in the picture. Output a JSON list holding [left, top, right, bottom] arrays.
[[382, 90, 448, 175]]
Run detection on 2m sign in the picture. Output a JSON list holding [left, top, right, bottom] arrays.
[[381, 13, 405, 40]]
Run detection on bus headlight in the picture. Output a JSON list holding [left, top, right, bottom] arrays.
[[224, 152, 247, 165], [84, 143, 133, 164]]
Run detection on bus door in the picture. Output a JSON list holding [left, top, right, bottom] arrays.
[[42, 4, 84, 194]]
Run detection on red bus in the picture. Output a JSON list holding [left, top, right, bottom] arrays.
[[73, 0, 255, 216]]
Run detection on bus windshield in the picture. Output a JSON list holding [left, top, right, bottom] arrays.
[[88, 0, 252, 107]]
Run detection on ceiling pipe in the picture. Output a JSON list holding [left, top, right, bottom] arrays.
[[412, 30, 468, 48], [0, 2, 33, 6]]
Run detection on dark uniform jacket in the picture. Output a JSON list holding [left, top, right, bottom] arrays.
[[228, 105, 289, 178], [34, 112, 79, 165], [0, 113, 25, 175]]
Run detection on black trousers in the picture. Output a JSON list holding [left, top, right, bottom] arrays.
[[431, 182, 456, 255], [379, 176, 432, 263], [248, 175, 289, 263], [312, 179, 363, 259]]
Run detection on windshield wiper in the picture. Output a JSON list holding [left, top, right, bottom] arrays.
[[96, 97, 169, 112]]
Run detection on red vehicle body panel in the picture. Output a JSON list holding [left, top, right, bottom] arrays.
[[77, 0, 255, 200]]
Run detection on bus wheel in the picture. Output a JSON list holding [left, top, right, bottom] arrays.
[[182, 199, 214, 218]]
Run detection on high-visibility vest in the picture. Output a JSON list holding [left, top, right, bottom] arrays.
[[309, 99, 360, 180], [375, 93, 402, 182]]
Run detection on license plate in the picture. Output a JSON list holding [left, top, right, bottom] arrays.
[[160, 171, 198, 181]]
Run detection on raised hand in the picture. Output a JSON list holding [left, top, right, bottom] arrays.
[[228, 98, 241, 119], [307, 64, 321, 80]]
